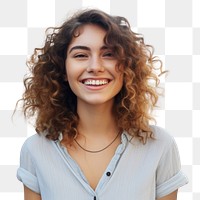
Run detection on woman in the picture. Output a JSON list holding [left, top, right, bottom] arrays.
[[17, 9, 188, 200]]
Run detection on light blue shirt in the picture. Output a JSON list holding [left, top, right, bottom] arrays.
[[17, 126, 188, 200]]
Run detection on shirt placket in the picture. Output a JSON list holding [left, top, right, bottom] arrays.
[[55, 132, 129, 198]]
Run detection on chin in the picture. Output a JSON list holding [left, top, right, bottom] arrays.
[[78, 97, 114, 107]]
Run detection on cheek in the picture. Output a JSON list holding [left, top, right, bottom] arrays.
[[65, 74, 77, 96], [65, 60, 74, 80], [65, 62, 79, 91], [65, 69, 75, 88], [114, 74, 124, 95], [117, 71, 124, 84]]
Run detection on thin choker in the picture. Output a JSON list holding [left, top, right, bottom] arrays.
[[74, 132, 120, 153]]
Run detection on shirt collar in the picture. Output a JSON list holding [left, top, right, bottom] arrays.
[[57, 131, 133, 153]]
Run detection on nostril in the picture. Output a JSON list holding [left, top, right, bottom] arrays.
[[87, 59, 104, 73]]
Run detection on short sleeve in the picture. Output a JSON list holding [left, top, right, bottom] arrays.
[[156, 137, 188, 198], [17, 139, 40, 194]]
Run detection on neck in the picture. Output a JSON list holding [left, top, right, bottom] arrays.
[[77, 100, 117, 138]]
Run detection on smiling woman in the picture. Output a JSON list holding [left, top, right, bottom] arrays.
[[16, 9, 188, 200], [66, 24, 123, 107]]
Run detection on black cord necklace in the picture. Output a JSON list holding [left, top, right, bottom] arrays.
[[74, 132, 120, 153]]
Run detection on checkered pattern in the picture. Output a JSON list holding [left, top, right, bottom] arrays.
[[0, 0, 199, 199]]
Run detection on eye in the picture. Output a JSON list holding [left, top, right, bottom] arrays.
[[74, 54, 88, 58], [103, 52, 114, 57]]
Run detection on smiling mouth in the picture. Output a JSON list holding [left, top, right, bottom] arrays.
[[81, 79, 110, 86]]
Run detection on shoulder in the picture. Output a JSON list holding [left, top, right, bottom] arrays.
[[150, 125, 174, 144], [128, 126, 177, 155], [129, 125, 175, 146], [21, 133, 52, 156], [149, 125, 177, 155], [22, 133, 46, 148]]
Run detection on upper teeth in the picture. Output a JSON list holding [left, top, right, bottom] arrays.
[[84, 80, 109, 85]]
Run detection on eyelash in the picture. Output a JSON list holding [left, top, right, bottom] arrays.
[[74, 54, 87, 58], [73, 52, 114, 59], [103, 52, 114, 57]]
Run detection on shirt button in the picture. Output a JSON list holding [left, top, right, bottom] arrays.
[[106, 172, 111, 176]]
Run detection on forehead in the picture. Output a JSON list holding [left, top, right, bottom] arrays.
[[69, 24, 107, 47]]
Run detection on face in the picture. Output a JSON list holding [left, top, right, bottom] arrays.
[[65, 24, 123, 108]]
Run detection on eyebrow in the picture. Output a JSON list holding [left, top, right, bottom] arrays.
[[68, 45, 109, 54]]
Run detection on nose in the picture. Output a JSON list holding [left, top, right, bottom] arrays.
[[86, 56, 104, 74]]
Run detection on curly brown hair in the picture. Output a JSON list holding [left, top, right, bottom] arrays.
[[17, 9, 164, 143]]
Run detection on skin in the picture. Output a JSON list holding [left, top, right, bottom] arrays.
[[66, 24, 124, 109], [24, 186, 41, 200], [24, 24, 178, 200], [158, 190, 178, 200]]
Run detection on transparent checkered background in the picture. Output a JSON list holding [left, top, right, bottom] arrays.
[[0, 0, 199, 199]]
